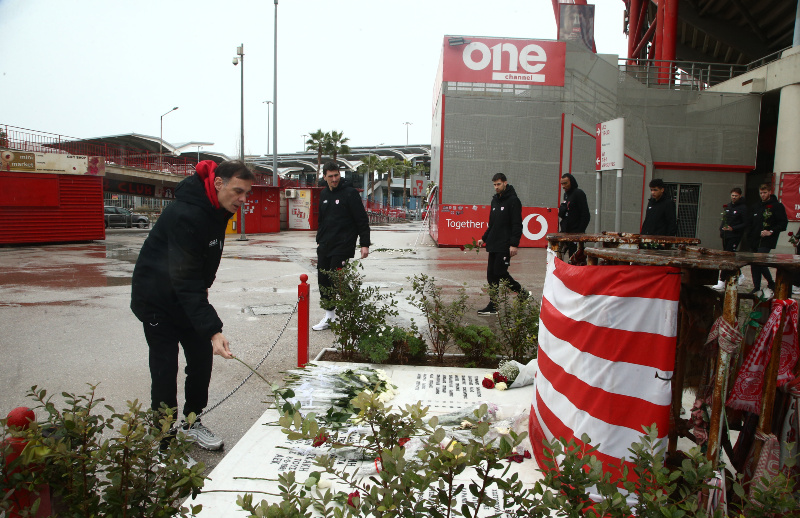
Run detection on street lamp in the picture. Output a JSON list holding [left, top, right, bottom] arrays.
[[232, 44, 248, 241], [272, 0, 279, 187], [301, 134, 308, 152], [263, 100, 272, 154], [403, 121, 412, 146], [159, 106, 178, 169]]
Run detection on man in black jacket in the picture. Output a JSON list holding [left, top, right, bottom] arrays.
[[476, 173, 523, 315], [313, 162, 371, 331], [131, 159, 254, 451], [640, 178, 677, 237], [558, 173, 591, 260], [748, 183, 788, 296], [713, 187, 749, 290]]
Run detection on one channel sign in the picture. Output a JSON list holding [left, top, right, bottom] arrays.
[[595, 118, 625, 171]]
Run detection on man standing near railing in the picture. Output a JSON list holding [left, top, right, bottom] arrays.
[[312, 162, 371, 331]]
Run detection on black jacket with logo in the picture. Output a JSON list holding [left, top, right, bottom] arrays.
[[316, 178, 371, 257], [558, 174, 591, 233], [640, 195, 677, 236], [481, 184, 523, 253], [719, 198, 748, 240], [130, 173, 232, 339], [747, 194, 788, 250]]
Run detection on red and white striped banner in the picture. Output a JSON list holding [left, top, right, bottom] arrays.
[[530, 250, 680, 489]]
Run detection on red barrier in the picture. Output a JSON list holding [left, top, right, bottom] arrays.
[[298, 274, 310, 367]]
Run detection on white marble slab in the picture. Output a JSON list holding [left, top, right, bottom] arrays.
[[190, 362, 542, 517]]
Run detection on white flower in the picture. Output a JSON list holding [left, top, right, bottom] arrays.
[[359, 375, 368, 383], [378, 333, 383, 337], [495, 382, 507, 391], [484, 374, 494, 380], [317, 479, 332, 489], [494, 427, 510, 435]]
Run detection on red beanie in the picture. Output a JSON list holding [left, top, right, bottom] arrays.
[[195, 160, 220, 209]]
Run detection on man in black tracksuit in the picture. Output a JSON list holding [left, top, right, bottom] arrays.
[[640, 178, 677, 237], [313, 161, 371, 331], [558, 173, 591, 260], [131, 159, 254, 450], [720, 187, 748, 252], [476, 173, 523, 315], [748, 183, 788, 294]]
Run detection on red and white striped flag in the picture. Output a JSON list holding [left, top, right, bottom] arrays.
[[530, 250, 680, 490]]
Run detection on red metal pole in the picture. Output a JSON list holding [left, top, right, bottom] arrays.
[[663, 0, 678, 84], [628, 0, 641, 64], [297, 274, 309, 367], [655, 0, 666, 83]]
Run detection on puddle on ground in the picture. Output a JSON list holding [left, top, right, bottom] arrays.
[[0, 264, 131, 288], [226, 256, 289, 262]]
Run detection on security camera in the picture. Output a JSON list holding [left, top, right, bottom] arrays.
[[232, 57, 239, 66]]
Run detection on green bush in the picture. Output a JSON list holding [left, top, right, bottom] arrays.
[[324, 261, 399, 360], [452, 325, 500, 367], [489, 279, 539, 362], [1, 385, 205, 517], [407, 273, 469, 363], [357, 324, 427, 364]]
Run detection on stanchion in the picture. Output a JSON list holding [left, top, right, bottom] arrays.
[[298, 274, 309, 367]]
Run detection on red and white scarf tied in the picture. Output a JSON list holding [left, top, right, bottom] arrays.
[[705, 316, 742, 354], [727, 299, 799, 414]]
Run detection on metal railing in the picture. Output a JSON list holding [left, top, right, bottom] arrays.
[[1, 124, 197, 176], [619, 47, 791, 91]]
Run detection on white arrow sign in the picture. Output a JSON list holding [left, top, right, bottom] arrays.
[[595, 117, 625, 171]]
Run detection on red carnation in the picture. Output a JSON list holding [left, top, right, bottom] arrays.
[[482, 378, 495, 389], [492, 372, 508, 384], [312, 432, 329, 447], [347, 491, 360, 508]]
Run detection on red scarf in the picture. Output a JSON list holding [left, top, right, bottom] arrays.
[[195, 160, 220, 209]]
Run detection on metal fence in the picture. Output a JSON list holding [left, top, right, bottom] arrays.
[[1, 124, 197, 176]]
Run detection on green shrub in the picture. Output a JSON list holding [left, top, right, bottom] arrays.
[[489, 279, 539, 362], [452, 324, 500, 367], [357, 324, 427, 364], [407, 273, 468, 363], [1, 385, 204, 517], [324, 261, 399, 360]]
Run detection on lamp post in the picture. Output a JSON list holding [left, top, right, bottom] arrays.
[[272, 0, 279, 187], [301, 134, 308, 152], [159, 106, 178, 169], [403, 121, 412, 146], [263, 100, 272, 154], [233, 44, 248, 241]]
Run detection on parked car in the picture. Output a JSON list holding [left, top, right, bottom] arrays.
[[104, 206, 149, 228]]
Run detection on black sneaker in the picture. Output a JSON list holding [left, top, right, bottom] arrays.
[[477, 303, 497, 315]]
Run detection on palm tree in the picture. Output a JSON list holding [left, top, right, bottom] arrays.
[[375, 158, 389, 207], [305, 129, 326, 178], [400, 159, 414, 210], [360, 154, 381, 203], [324, 130, 350, 162], [382, 157, 398, 208]]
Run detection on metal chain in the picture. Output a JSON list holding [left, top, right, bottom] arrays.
[[199, 299, 300, 418]]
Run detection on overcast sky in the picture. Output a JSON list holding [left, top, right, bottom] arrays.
[[0, 1, 629, 158]]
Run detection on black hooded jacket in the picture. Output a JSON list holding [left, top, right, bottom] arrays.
[[747, 194, 788, 250], [481, 184, 523, 252], [719, 197, 748, 240], [558, 174, 590, 233], [130, 173, 233, 339], [640, 194, 678, 236], [316, 178, 371, 257]]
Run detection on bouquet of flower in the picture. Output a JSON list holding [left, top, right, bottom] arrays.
[[789, 231, 798, 246], [763, 205, 773, 230], [720, 204, 728, 228], [460, 237, 482, 254]]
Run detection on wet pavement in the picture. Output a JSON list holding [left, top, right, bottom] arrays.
[[0, 222, 549, 472]]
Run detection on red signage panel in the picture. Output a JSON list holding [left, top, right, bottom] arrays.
[[780, 172, 800, 221], [442, 37, 566, 86], [435, 204, 557, 248]]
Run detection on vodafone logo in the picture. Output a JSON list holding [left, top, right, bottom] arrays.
[[523, 213, 549, 241], [462, 42, 548, 82]]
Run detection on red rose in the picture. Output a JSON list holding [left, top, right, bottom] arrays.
[[492, 372, 508, 384], [482, 378, 495, 389], [790, 232, 794, 237], [312, 432, 329, 447], [347, 491, 360, 508], [459, 245, 466, 251], [398, 437, 410, 447], [767, 205, 773, 209], [506, 454, 524, 463], [723, 204, 728, 208], [523, 450, 532, 459]]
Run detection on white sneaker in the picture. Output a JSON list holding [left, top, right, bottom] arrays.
[[712, 280, 725, 291], [182, 420, 224, 451], [312, 316, 332, 331]]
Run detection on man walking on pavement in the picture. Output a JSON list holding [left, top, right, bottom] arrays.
[[748, 183, 788, 298], [558, 173, 591, 261], [476, 173, 523, 315], [131, 159, 254, 451], [713, 187, 749, 290], [640, 178, 677, 237], [313, 161, 371, 331]]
